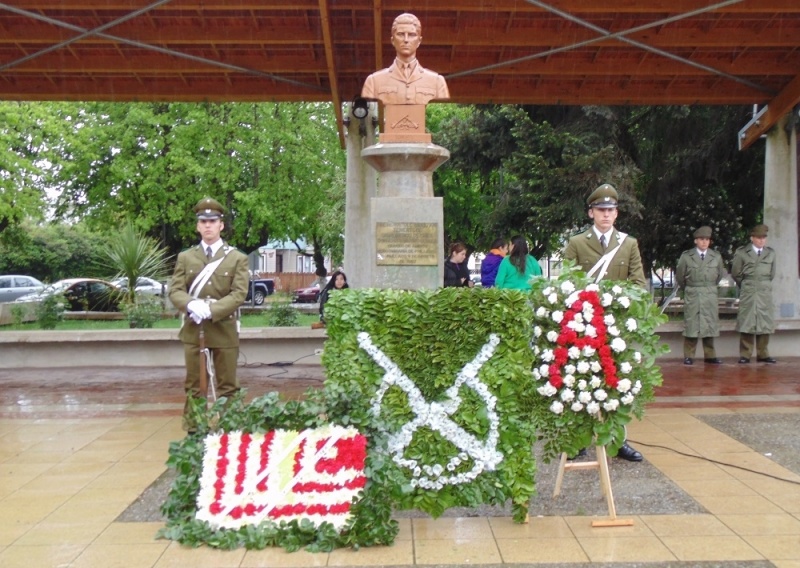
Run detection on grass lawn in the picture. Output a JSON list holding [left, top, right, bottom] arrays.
[[0, 313, 320, 331]]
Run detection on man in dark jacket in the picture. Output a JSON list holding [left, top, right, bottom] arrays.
[[732, 224, 776, 364], [480, 238, 508, 288], [676, 226, 726, 365]]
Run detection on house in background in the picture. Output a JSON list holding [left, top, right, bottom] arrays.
[[249, 239, 331, 275]]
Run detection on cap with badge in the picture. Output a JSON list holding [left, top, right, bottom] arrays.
[[750, 224, 768, 237], [194, 197, 225, 220], [587, 183, 618, 209], [693, 226, 712, 239]]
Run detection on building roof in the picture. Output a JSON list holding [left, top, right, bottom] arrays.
[[2, 1, 798, 148]]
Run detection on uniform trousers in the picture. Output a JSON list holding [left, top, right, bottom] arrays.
[[683, 336, 717, 359], [738, 333, 771, 359], [182, 342, 239, 430]]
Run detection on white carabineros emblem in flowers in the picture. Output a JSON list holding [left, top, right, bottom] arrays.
[[359, 332, 504, 488]]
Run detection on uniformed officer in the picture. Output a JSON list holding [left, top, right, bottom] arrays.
[[732, 224, 777, 364], [169, 197, 250, 430], [675, 226, 726, 365], [564, 183, 645, 461]]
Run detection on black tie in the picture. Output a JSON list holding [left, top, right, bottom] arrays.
[[206, 246, 213, 259], [700, 253, 705, 260], [599, 234, 607, 250]]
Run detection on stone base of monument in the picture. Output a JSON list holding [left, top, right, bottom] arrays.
[[371, 197, 443, 290], [362, 142, 450, 291]]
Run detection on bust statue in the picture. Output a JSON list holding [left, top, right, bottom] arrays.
[[361, 13, 449, 106]]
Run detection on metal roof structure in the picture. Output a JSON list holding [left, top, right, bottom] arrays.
[[1, 1, 799, 148]]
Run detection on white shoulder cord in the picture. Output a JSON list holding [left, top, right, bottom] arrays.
[[587, 233, 627, 283]]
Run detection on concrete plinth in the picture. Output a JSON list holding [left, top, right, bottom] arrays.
[[361, 143, 450, 290]]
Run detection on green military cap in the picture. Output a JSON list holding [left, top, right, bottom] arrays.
[[693, 226, 712, 238], [750, 224, 768, 237], [193, 197, 225, 220], [587, 183, 618, 209]]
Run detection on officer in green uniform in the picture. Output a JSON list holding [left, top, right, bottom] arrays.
[[732, 224, 776, 364], [675, 226, 726, 365], [564, 183, 644, 461], [169, 197, 250, 430]]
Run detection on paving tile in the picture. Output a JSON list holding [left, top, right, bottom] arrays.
[[742, 534, 800, 560], [328, 539, 413, 566], [578, 535, 677, 562], [94, 522, 164, 545], [496, 536, 589, 563], [414, 537, 502, 564], [69, 542, 169, 568], [241, 547, 329, 567], [661, 535, 764, 561], [718, 513, 800, 536], [411, 516, 493, 539], [153, 541, 245, 567], [0, 543, 85, 568], [14, 520, 110, 546], [490, 515, 574, 539], [639, 513, 735, 536]]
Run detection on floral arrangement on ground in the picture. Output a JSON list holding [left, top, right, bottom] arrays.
[[157, 389, 399, 552], [530, 261, 669, 462], [323, 287, 546, 523]]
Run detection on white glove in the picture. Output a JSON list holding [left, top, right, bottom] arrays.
[[187, 299, 211, 321], [188, 311, 204, 325]]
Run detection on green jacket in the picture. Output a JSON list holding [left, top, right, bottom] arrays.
[[168, 242, 250, 348], [564, 228, 646, 288], [676, 248, 725, 338], [732, 245, 775, 334], [494, 254, 542, 290]]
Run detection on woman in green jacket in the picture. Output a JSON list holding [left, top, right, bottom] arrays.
[[494, 235, 542, 290]]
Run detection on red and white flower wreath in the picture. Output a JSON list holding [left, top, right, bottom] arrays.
[[531, 281, 643, 418]]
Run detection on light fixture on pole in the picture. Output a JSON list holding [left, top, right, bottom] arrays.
[[351, 96, 369, 120]]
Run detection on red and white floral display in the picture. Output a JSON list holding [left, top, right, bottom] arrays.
[[196, 425, 367, 530]]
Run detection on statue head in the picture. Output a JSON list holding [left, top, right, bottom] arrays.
[[391, 13, 422, 60]]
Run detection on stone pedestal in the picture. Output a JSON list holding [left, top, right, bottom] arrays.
[[362, 143, 450, 290]]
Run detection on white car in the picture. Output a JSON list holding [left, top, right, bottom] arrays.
[[111, 277, 166, 296], [0, 275, 45, 303]]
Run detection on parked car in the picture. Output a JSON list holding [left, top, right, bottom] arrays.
[[292, 283, 321, 303], [245, 278, 275, 305], [0, 275, 45, 303], [15, 278, 121, 311], [111, 276, 166, 296]]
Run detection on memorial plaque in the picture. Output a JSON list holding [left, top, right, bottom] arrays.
[[376, 222, 438, 265]]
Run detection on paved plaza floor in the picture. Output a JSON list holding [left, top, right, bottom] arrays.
[[0, 359, 799, 567]]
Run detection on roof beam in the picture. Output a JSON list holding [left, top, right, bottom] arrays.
[[317, 0, 345, 147], [739, 73, 800, 150]]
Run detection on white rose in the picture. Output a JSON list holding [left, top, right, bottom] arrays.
[[612, 285, 622, 294], [618, 296, 631, 308], [632, 380, 643, 394], [532, 369, 541, 380], [566, 292, 580, 306], [563, 374, 576, 387], [560, 280, 575, 293], [604, 314, 616, 326], [539, 364, 550, 377], [568, 346, 581, 359], [546, 330, 559, 342], [620, 362, 632, 374], [543, 287, 554, 296], [593, 389, 608, 401], [571, 402, 584, 412], [590, 360, 601, 372], [586, 283, 600, 292], [548, 293, 559, 304], [573, 313, 584, 324], [626, 318, 638, 332], [611, 337, 627, 353], [608, 325, 620, 337], [577, 379, 588, 391], [603, 399, 620, 412], [576, 361, 590, 374], [552, 310, 564, 323], [586, 401, 601, 415], [590, 375, 601, 388], [602, 293, 613, 306], [542, 349, 554, 362], [617, 378, 632, 393], [621, 393, 635, 405], [633, 351, 642, 363], [578, 391, 592, 403], [564, 364, 576, 375], [560, 388, 575, 402], [585, 324, 597, 338], [537, 383, 557, 397], [550, 400, 564, 414], [533, 326, 542, 337], [536, 306, 549, 318]]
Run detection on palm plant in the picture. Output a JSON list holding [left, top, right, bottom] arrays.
[[102, 222, 173, 306]]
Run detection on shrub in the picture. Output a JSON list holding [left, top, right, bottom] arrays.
[[34, 294, 66, 329], [264, 294, 298, 327], [120, 294, 163, 328]]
